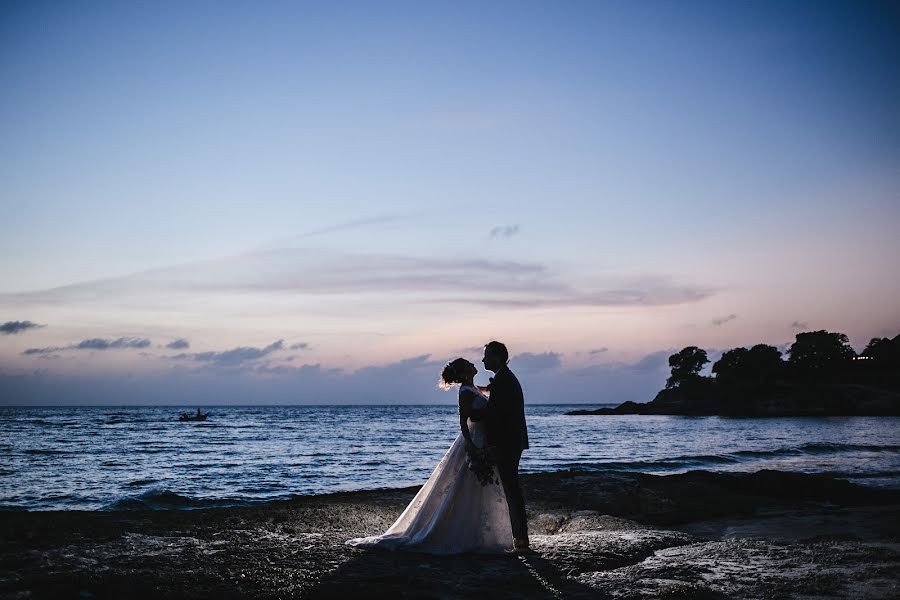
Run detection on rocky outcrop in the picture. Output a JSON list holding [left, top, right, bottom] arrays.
[[568, 381, 900, 416]]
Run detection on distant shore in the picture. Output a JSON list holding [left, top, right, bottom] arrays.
[[2, 468, 899, 599], [568, 382, 900, 417], [569, 330, 900, 418]]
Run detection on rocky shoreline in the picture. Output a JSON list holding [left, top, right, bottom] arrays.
[[567, 382, 900, 416], [2, 469, 899, 599]]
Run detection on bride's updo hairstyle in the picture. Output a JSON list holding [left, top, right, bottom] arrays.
[[439, 357, 468, 390]]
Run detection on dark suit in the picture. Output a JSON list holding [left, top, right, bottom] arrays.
[[486, 365, 529, 540]]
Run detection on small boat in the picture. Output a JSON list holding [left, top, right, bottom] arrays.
[[178, 409, 209, 422]]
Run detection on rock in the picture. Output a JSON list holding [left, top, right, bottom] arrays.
[[567, 381, 900, 417], [577, 537, 900, 599], [2, 470, 898, 599]]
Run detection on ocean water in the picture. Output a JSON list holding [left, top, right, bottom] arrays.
[[2, 405, 899, 511]]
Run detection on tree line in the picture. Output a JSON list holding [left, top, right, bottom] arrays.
[[666, 330, 900, 390]]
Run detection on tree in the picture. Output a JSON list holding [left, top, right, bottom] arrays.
[[787, 330, 856, 373], [666, 346, 709, 389], [744, 344, 784, 381], [713, 344, 783, 385], [863, 337, 900, 361], [862, 336, 900, 372], [712, 347, 748, 384]]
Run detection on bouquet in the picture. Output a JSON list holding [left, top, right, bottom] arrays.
[[465, 443, 499, 486]]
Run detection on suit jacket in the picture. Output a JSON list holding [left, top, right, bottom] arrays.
[[485, 365, 529, 452]]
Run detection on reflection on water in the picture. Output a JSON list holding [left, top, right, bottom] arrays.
[[1, 405, 898, 510]]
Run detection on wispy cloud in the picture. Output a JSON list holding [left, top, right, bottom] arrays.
[[589, 347, 609, 355], [629, 350, 673, 372], [297, 214, 409, 239], [165, 339, 190, 350], [1, 320, 43, 335], [353, 353, 442, 377], [489, 224, 520, 239], [449, 276, 715, 308], [712, 314, 738, 326], [2, 251, 548, 301], [171, 340, 285, 367], [254, 214, 415, 251], [456, 345, 485, 355], [791, 321, 808, 330], [76, 337, 150, 350], [2, 349, 674, 405], [288, 342, 310, 350], [1, 249, 717, 311], [512, 351, 562, 372], [569, 348, 674, 377], [22, 347, 58, 355], [23, 336, 151, 355]]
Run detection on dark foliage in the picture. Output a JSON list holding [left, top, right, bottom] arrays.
[[713, 344, 783, 385], [787, 330, 856, 376], [665, 346, 709, 389], [634, 330, 900, 416]]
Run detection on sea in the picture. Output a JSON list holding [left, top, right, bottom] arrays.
[[2, 405, 899, 511]]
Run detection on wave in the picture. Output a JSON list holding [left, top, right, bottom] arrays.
[[125, 478, 157, 488], [829, 469, 900, 479], [105, 488, 255, 511], [800, 442, 900, 453], [731, 442, 900, 459], [541, 443, 900, 474], [24, 449, 71, 455], [558, 454, 739, 472]]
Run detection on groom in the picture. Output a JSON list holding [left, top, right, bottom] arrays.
[[482, 340, 530, 551]]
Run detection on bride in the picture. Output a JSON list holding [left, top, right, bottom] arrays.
[[346, 357, 514, 554]]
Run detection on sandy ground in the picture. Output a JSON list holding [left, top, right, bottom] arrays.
[[2, 470, 899, 599]]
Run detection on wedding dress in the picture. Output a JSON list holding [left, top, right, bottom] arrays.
[[346, 385, 513, 554]]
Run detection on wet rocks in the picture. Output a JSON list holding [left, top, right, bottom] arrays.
[[577, 537, 900, 599], [1, 470, 899, 599]]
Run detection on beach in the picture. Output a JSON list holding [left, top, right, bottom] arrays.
[[3, 469, 899, 599]]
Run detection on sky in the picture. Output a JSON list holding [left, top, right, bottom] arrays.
[[1, 0, 899, 405]]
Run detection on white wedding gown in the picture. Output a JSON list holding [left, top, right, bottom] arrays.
[[346, 385, 513, 554]]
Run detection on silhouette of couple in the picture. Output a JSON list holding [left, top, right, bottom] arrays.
[[347, 341, 530, 554]]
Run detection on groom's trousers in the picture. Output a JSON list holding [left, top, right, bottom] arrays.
[[496, 447, 528, 540]]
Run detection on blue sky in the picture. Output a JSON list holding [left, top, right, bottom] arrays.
[[1, 1, 899, 404]]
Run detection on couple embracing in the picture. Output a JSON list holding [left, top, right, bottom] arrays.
[[347, 341, 530, 554]]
